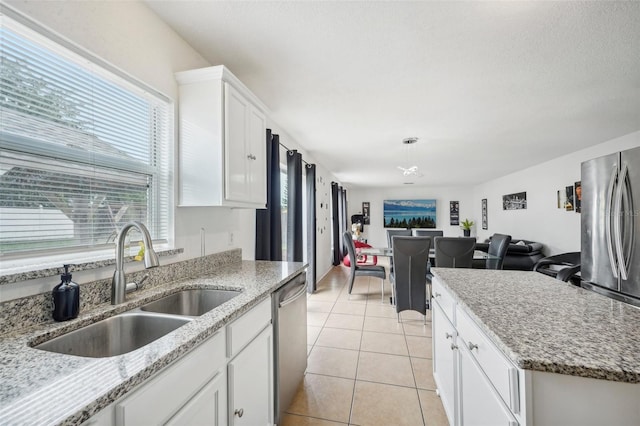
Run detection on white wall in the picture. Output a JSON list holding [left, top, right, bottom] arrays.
[[349, 131, 640, 256], [348, 186, 475, 248], [473, 131, 640, 255], [3, 1, 341, 301]]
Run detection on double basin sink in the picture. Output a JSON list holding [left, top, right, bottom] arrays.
[[34, 289, 241, 358]]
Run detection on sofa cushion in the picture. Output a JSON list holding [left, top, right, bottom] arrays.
[[474, 237, 544, 271], [476, 238, 542, 255]]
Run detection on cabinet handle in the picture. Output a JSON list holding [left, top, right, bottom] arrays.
[[247, 154, 256, 160], [445, 332, 453, 340], [468, 342, 478, 351], [450, 343, 458, 350], [434, 292, 441, 298], [235, 408, 244, 418]]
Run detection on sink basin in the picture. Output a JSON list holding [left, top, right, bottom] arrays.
[[34, 312, 191, 358], [140, 289, 241, 316]]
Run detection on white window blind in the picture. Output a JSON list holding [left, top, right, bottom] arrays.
[[0, 15, 172, 257]]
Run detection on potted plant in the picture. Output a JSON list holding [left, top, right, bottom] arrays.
[[460, 219, 474, 237]]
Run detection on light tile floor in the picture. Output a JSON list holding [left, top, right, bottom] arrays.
[[283, 263, 449, 426]]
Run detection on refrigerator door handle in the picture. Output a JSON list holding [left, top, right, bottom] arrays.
[[606, 167, 619, 278], [613, 163, 628, 280]]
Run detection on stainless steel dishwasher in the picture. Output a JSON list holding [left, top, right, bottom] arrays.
[[272, 271, 308, 425]]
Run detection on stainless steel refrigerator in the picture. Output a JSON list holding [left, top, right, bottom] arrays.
[[581, 145, 640, 306]]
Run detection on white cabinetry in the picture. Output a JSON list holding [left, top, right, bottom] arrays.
[[432, 276, 640, 426], [115, 329, 227, 425], [177, 65, 267, 208], [227, 297, 273, 425], [432, 302, 457, 424], [228, 326, 273, 425], [431, 278, 519, 426], [166, 370, 227, 426], [458, 344, 516, 426], [86, 297, 273, 426]]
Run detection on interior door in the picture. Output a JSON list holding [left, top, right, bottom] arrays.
[[581, 152, 619, 291]]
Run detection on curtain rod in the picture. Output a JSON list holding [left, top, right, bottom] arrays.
[[279, 141, 310, 166]]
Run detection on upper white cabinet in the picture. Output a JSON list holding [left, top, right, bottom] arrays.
[[177, 66, 267, 208]]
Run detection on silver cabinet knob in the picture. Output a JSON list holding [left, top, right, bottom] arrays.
[[247, 154, 257, 160], [235, 408, 244, 418], [445, 332, 453, 340], [468, 342, 478, 351]]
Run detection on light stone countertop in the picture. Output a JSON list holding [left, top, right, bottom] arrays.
[[0, 260, 306, 426], [431, 268, 640, 383]]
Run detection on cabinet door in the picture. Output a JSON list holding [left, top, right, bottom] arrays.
[[459, 346, 517, 426], [224, 82, 250, 202], [228, 325, 273, 426], [247, 106, 266, 206], [432, 303, 457, 426], [166, 370, 227, 426]]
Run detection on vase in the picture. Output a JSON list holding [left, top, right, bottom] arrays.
[[463, 229, 471, 237]]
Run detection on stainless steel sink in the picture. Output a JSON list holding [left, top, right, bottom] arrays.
[[140, 289, 241, 316], [34, 312, 191, 358]]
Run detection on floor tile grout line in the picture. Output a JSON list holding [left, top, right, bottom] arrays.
[[402, 311, 427, 426], [301, 266, 443, 426], [347, 275, 371, 425]]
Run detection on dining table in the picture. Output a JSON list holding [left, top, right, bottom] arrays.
[[359, 247, 500, 261]]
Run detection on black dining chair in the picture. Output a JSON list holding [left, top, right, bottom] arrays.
[[386, 229, 411, 274], [411, 229, 444, 238], [343, 231, 387, 301], [485, 233, 512, 270], [433, 237, 476, 268], [391, 236, 431, 323], [386, 229, 412, 247], [534, 252, 581, 284]]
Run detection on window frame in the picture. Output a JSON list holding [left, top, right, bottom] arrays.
[[0, 8, 175, 271]]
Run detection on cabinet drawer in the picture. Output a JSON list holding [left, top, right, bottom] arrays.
[[456, 307, 520, 414], [227, 297, 271, 358], [432, 278, 456, 322], [116, 329, 226, 425]]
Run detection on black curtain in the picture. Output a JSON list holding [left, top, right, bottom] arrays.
[[331, 182, 341, 265], [255, 130, 282, 261], [287, 150, 303, 262], [305, 164, 317, 292], [340, 187, 348, 256]]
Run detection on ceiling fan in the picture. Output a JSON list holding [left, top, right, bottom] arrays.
[[397, 137, 423, 177]]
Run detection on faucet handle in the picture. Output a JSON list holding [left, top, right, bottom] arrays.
[[126, 273, 150, 293]]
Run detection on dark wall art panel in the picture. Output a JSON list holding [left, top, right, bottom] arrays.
[[502, 192, 527, 210]]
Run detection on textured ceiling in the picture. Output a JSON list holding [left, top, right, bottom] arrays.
[[146, 1, 640, 188]]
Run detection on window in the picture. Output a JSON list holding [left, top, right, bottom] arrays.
[[0, 15, 172, 258]]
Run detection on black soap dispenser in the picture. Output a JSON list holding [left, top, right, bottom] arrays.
[[52, 264, 80, 321]]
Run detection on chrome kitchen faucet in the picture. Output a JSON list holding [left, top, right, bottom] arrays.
[[111, 221, 160, 305]]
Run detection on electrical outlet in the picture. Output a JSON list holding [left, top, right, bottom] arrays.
[[229, 232, 234, 246]]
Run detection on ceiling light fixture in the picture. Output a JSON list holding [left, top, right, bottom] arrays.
[[397, 137, 422, 177]]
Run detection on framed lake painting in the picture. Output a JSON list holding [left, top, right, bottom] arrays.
[[383, 199, 436, 228]]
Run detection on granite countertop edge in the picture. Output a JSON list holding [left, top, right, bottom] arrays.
[[0, 260, 307, 426], [431, 268, 640, 384]]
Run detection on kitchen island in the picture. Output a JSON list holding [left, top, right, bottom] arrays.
[[0, 258, 306, 425], [431, 268, 640, 426]]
